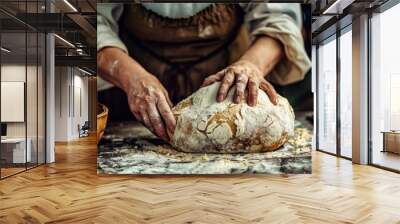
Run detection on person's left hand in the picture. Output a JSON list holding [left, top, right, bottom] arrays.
[[201, 60, 278, 106]]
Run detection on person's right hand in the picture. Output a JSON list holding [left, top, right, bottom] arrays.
[[126, 72, 176, 142], [97, 47, 175, 141]]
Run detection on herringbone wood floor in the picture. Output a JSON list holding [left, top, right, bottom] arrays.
[[1, 136, 400, 224]]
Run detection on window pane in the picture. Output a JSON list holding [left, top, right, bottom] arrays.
[[371, 3, 400, 171], [340, 29, 352, 158], [317, 37, 337, 154], [38, 33, 45, 165], [27, 31, 38, 169]]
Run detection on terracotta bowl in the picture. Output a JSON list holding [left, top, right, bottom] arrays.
[[97, 103, 109, 144]]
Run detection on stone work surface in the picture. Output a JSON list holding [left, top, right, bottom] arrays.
[[98, 118, 312, 174]]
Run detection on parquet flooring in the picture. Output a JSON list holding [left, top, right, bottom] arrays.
[[1, 135, 400, 224], [1, 167, 26, 178]]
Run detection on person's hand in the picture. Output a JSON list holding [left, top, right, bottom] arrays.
[[125, 73, 176, 142], [201, 60, 278, 106], [97, 47, 175, 141]]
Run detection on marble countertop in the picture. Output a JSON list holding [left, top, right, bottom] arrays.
[[98, 117, 312, 175]]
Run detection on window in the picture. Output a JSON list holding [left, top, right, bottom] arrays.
[[370, 2, 400, 171], [339, 28, 352, 158], [316, 26, 353, 159], [0, 1, 47, 179], [317, 36, 337, 154]]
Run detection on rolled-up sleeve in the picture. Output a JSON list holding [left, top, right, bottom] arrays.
[[97, 3, 128, 53], [240, 3, 311, 85]]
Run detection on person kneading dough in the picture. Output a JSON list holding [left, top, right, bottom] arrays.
[[97, 3, 311, 142]]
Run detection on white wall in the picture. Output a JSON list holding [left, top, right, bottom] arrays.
[[72, 73, 89, 138], [1, 65, 26, 139], [54, 66, 89, 141], [55, 66, 69, 141]]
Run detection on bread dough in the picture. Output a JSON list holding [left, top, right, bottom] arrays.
[[170, 82, 295, 153]]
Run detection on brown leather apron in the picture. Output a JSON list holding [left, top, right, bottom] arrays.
[[99, 4, 250, 121], [119, 3, 249, 103]]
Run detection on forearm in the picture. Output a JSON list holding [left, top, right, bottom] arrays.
[[239, 35, 283, 77], [97, 47, 149, 92]]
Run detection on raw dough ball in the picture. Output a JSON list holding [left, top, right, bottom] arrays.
[[170, 82, 295, 153]]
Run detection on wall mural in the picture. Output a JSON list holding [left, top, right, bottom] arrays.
[[96, 3, 313, 175]]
